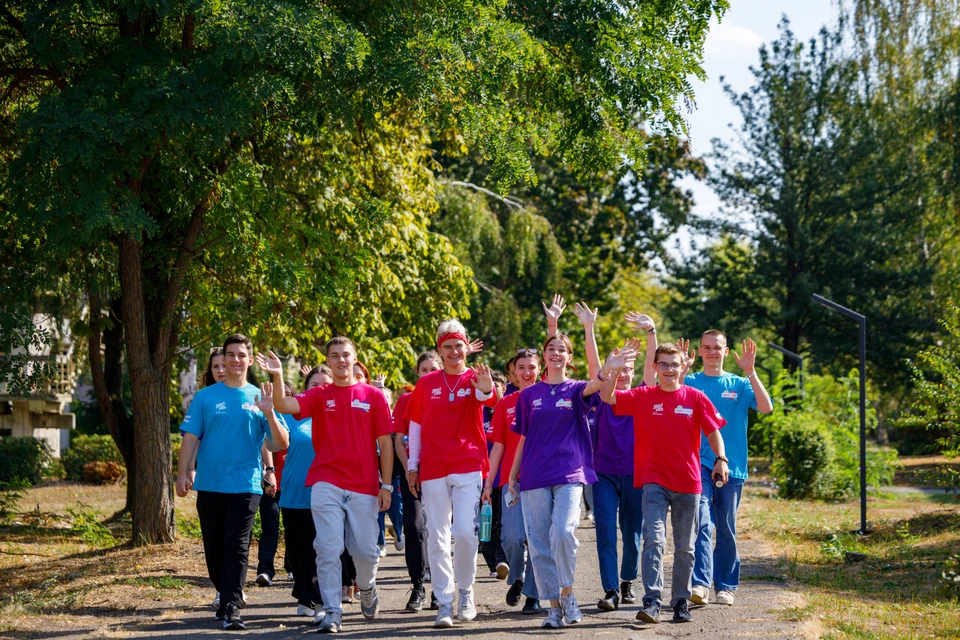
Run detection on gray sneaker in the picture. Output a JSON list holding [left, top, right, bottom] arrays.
[[560, 593, 582, 624], [456, 588, 477, 621], [359, 585, 380, 620], [541, 606, 565, 629], [434, 603, 454, 628], [319, 611, 342, 633]]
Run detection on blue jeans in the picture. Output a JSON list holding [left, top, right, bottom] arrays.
[[378, 477, 403, 546], [522, 483, 583, 600], [593, 474, 643, 592], [500, 487, 538, 599], [693, 465, 744, 592], [641, 483, 699, 607]]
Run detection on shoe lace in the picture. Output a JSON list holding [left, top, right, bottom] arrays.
[[360, 588, 375, 607]]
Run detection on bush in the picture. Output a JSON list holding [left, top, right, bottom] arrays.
[[170, 433, 182, 476], [82, 461, 125, 484], [772, 413, 834, 499], [62, 435, 124, 481], [0, 437, 53, 486]]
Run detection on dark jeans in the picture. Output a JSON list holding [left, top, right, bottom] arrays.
[[196, 490, 260, 614], [480, 486, 507, 571], [399, 468, 427, 588], [257, 490, 281, 578], [342, 551, 356, 587], [377, 477, 404, 546], [281, 506, 323, 607]]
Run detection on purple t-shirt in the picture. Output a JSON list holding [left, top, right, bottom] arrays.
[[586, 393, 635, 476], [512, 380, 597, 491]]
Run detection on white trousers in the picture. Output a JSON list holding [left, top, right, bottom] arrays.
[[420, 471, 482, 606]]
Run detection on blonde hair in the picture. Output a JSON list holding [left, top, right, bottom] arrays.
[[437, 319, 468, 343]]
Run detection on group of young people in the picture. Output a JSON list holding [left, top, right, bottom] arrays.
[[174, 295, 772, 632]]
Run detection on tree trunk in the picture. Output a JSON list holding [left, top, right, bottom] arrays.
[[118, 233, 176, 544]]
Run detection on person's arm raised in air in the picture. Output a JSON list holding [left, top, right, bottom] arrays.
[[625, 311, 658, 387], [573, 301, 601, 380], [582, 338, 640, 397], [733, 338, 774, 414], [598, 345, 638, 405], [255, 350, 302, 415], [676, 338, 696, 384], [542, 293, 566, 338], [256, 381, 290, 452]]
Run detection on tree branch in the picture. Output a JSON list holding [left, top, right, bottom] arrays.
[[0, 9, 25, 38], [439, 180, 525, 210], [86, 289, 121, 443], [182, 13, 195, 50]]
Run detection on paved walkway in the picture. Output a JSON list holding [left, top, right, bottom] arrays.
[[120, 513, 804, 639]]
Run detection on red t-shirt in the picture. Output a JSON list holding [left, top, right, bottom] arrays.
[[491, 391, 522, 488], [274, 449, 287, 485], [393, 392, 412, 434], [613, 385, 726, 493], [294, 383, 392, 496], [406, 369, 497, 482]]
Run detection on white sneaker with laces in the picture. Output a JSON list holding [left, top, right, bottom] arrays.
[[297, 604, 315, 617], [434, 603, 454, 628], [542, 607, 565, 628], [715, 590, 735, 605], [560, 593, 582, 624], [456, 588, 477, 621], [313, 609, 326, 625], [690, 585, 710, 605], [255, 572, 272, 587], [341, 585, 353, 604], [378, 544, 387, 557], [211, 591, 220, 607]]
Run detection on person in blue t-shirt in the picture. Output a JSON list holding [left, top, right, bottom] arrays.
[[682, 331, 773, 607], [176, 334, 290, 631]]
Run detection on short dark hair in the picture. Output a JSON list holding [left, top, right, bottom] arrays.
[[701, 329, 727, 345], [505, 355, 517, 372], [325, 336, 356, 355], [223, 333, 252, 354], [491, 370, 507, 387], [654, 343, 682, 363], [304, 365, 333, 388], [416, 350, 442, 369]]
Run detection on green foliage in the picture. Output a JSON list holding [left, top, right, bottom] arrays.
[[176, 514, 203, 540], [82, 461, 126, 485], [0, 479, 29, 522], [117, 576, 189, 590], [772, 412, 834, 499], [0, 437, 53, 486], [66, 505, 116, 547], [170, 433, 182, 476], [942, 554, 960, 601], [62, 435, 123, 482]]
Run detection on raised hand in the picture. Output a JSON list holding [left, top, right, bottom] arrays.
[[676, 338, 696, 371], [572, 301, 599, 327], [300, 364, 312, 377], [466, 339, 484, 355], [603, 342, 639, 372], [733, 338, 757, 376], [470, 363, 494, 394], [256, 350, 284, 378], [372, 374, 387, 389], [542, 294, 566, 324], [256, 381, 275, 413], [624, 311, 655, 332]]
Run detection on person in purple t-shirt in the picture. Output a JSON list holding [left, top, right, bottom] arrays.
[[582, 310, 659, 612]]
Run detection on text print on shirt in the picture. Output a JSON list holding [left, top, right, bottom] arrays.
[[674, 405, 693, 416], [351, 399, 371, 412]]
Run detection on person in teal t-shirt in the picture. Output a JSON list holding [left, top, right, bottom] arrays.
[[683, 332, 773, 608], [176, 334, 290, 631]]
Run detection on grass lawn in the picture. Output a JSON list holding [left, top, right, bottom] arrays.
[[740, 460, 960, 640]]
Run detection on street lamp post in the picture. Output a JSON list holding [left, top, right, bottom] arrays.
[[769, 343, 804, 398], [812, 293, 870, 535]]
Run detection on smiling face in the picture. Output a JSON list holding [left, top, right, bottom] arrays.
[[353, 363, 368, 384], [543, 337, 572, 372], [224, 343, 254, 382], [326, 342, 357, 383], [514, 355, 540, 390], [417, 357, 441, 379], [616, 362, 635, 391], [655, 352, 683, 385], [700, 333, 729, 369], [439, 338, 467, 370], [210, 354, 227, 383]]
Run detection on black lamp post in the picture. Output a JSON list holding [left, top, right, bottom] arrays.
[[812, 293, 870, 535], [769, 343, 804, 398]]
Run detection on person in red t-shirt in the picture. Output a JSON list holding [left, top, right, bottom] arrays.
[[481, 349, 542, 614], [259, 337, 394, 634], [405, 320, 497, 628], [600, 342, 728, 626]]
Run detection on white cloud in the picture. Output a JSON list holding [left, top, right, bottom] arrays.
[[706, 21, 764, 57]]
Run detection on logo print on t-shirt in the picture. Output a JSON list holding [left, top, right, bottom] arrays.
[[652, 403, 664, 415], [506, 407, 515, 416], [674, 405, 693, 417], [457, 388, 470, 398], [326, 399, 336, 411], [555, 398, 573, 409], [351, 399, 371, 412], [532, 398, 542, 409], [431, 388, 442, 397], [215, 402, 226, 413], [721, 390, 739, 400], [241, 402, 261, 413]]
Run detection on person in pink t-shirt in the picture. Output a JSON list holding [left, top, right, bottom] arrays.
[[259, 337, 394, 634], [600, 342, 728, 626]]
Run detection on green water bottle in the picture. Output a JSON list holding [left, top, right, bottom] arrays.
[[479, 501, 493, 542]]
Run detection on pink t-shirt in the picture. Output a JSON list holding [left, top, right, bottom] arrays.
[[613, 385, 726, 493], [294, 383, 392, 496], [406, 369, 497, 482]]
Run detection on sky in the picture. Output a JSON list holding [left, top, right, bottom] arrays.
[[673, 0, 840, 252]]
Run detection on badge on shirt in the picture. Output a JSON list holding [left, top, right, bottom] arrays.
[[241, 401, 261, 414], [351, 399, 371, 412], [674, 405, 693, 417], [721, 390, 739, 400], [457, 388, 470, 398], [555, 398, 573, 409]]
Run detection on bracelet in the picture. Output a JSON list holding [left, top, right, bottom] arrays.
[[598, 370, 611, 382], [647, 328, 656, 334], [715, 456, 729, 464], [187, 468, 196, 472], [264, 466, 276, 472], [381, 483, 393, 491]]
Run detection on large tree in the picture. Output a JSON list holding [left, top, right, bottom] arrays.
[[0, 0, 727, 543]]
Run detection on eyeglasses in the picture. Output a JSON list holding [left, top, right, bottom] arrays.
[[656, 362, 682, 371], [515, 348, 539, 357]]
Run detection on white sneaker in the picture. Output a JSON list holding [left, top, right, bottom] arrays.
[[560, 593, 582, 624], [542, 607, 565, 628], [690, 585, 710, 605], [434, 603, 454, 628], [424, 569, 431, 583], [456, 588, 477, 621], [319, 611, 341, 633], [297, 604, 315, 617], [255, 572, 272, 587], [378, 544, 387, 557], [715, 590, 735, 606], [241, 590, 248, 606], [212, 591, 220, 607], [313, 609, 326, 625], [341, 585, 354, 604]]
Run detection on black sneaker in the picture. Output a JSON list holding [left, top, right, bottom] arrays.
[[672, 600, 693, 623], [222, 603, 245, 630], [406, 587, 426, 612], [620, 581, 637, 604], [506, 580, 524, 607], [521, 597, 541, 615], [597, 589, 619, 611], [429, 591, 440, 610], [636, 598, 660, 624]]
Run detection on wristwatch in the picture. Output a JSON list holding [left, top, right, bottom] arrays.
[[264, 466, 276, 472], [381, 483, 393, 491], [714, 456, 729, 464]]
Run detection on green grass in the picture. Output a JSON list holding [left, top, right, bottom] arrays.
[[116, 576, 189, 589]]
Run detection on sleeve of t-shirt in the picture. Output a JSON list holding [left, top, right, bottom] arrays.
[[371, 389, 393, 438], [492, 400, 508, 445], [696, 390, 727, 435], [582, 387, 603, 408], [741, 377, 758, 410], [180, 391, 205, 439], [572, 381, 593, 429], [293, 387, 321, 421], [392, 394, 410, 434], [512, 391, 528, 437], [612, 387, 641, 417]]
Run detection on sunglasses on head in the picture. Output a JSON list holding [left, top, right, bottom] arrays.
[[515, 348, 539, 357]]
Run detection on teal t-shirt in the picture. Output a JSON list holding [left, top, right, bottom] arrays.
[[181, 382, 278, 494], [685, 372, 759, 480], [279, 416, 314, 510]]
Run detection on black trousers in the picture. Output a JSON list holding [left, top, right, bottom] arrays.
[[280, 507, 322, 607], [399, 469, 427, 588], [256, 490, 281, 578], [341, 550, 356, 587], [197, 491, 260, 614], [480, 486, 507, 571]]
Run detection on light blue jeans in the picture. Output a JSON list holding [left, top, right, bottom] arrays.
[[311, 482, 380, 615], [500, 487, 538, 599], [593, 473, 643, 592], [521, 483, 583, 601], [693, 465, 744, 592], [641, 483, 699, 607]]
